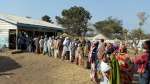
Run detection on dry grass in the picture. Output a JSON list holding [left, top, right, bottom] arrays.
[[0, 51, 93, 84]]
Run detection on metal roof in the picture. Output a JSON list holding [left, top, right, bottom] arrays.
[[0, 13, 64, 30]]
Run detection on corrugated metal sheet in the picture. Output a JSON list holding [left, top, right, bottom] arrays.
[[0, 13, 64, 30], [0, 18, 17, 29]]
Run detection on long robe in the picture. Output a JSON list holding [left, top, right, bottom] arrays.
[[43, 38, 48, 54]]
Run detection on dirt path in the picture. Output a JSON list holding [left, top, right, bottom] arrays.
[[0, 51, 92, 84]]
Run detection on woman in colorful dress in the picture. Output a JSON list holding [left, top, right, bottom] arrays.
[[133, 40, 150, 84], [116, 44, 134, 84]]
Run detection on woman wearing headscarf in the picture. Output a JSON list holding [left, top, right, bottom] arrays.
[[115, 43, 134, 84]]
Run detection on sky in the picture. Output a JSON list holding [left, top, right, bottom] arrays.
[[0, 0, 150, 33]]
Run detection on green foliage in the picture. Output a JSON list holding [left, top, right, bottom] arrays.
[[94, 17, 123, 39], [144, 34, 150, 39], [42, 15, 53, 23], [55, 6, 92, 36], [129, 28, 145, 40], [137, 12, 149, 27], [128, 28, 145, 47]]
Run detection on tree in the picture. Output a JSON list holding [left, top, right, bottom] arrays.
[[42, 15, 53, 23], [136, 12, 149, 40], [122, 29, 128, 41], [55, 6, 92, 36], [144, 34, 150, 39], [137, 12, 149, 27], [128, 28, 145, 48], [127, 28, 146, 55], [94, 17, 123, 39]]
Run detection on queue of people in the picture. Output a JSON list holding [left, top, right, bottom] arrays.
[[17, 33, 91, 65], [17, 33, 150, 84], [88, 39, 150, 84]]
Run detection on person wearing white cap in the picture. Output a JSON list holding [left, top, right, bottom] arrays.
[[99, 61, 111, 84], [61, 37, 70, 60]]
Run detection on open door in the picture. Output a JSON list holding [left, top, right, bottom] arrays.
[[9, 29, 16, 49]]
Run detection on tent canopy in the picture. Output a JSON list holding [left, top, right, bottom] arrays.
[[92, 34, 108, 41]]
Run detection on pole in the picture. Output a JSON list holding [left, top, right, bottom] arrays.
[[16, 29, 18, 50]]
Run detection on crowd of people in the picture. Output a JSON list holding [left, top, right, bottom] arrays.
[[88, 39, 150, 84], [17, 32, 150, 84], [17, 33, 91, 65]]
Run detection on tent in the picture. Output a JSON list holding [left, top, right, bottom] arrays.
[[92, 34, 108, 41]]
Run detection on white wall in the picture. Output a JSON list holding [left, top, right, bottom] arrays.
[[0, 20, 17, 48]]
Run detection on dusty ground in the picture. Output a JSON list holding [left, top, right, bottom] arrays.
[[0, 51, 92, 84]]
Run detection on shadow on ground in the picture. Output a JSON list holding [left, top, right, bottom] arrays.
[[0, 56, 21, 72]]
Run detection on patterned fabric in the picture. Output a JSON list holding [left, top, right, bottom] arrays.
[[134, 51, 149, 74], [116, 53, 133, 84]]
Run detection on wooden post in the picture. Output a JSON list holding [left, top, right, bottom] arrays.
[[16, 29, 18, 50]]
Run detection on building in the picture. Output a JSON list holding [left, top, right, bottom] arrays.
[[0, 13, 64, 49]]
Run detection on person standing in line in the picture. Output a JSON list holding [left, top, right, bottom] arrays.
[[57, 37, 64, 58], [133, 40, 150, 84], [31, 37, 35, 52], [19, 33, 25, 51], [28, 36, 33, 52], [85, 40, 92, 69], [76, 43, 84, 66], [99, 59, 111, 84], [50, 36, 55, 57], [98, 39, 105, 49], [88, 41, 99, 83], [25, 34, 30, 52], [34, 36, 40, 54], [43, 35, 48, 55], [115, 43, 134, 84], [39, 36, 44, 54], [97, 39, 105, 61], [54, 37, 59, 58], [61, 37, 70, 60], [69, 39, 77, 62], [47, 37, 52, 57], [84, 40, 91, 57]]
